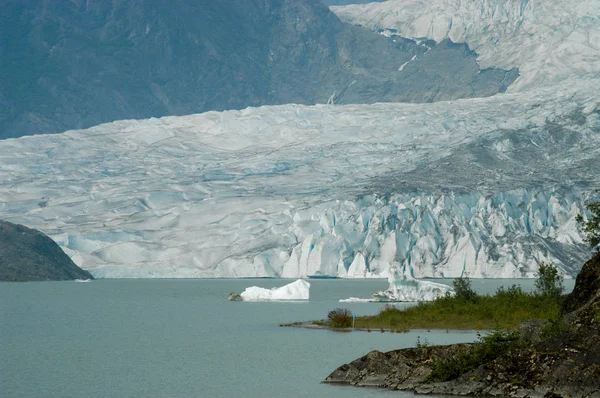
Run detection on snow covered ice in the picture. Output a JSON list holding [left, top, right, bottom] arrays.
[[0, 0, 599, 279], [239, 279, 310, 301], [331, 0, 600, 92], [341, 265, 454, 302]]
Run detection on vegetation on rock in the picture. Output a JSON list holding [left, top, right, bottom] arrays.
[[324, 253, 600, 397], [428, 329, 524, 382]]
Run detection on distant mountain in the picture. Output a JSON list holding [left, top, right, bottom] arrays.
[[0, 220, 93, 281], [0, 0, 516, 139], [321, 0, 386, 5]]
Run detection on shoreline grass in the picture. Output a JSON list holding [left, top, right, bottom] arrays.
[[314, 284, 563, 331]]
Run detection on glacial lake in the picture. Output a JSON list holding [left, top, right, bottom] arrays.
[[1, 278, 575, 398]]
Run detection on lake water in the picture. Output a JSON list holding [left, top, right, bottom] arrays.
[[1, 278, 574, 398]]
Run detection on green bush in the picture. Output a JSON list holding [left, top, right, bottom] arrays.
[[327, 308, 352, 328], [453, 275, 478, 302], [576, 192, 600, 250], [539, 317, 571, 340], [351, 285, 561, 331], [495, 284, 524, 299], [429, 330, 523, 382], [535, 262, 564, 299]]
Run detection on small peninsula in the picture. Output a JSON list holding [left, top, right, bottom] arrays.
[[323, 253, 600, 397], [0, 220, 93, 281]]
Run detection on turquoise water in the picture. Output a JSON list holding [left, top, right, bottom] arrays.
[[1, 278, 574, 398]]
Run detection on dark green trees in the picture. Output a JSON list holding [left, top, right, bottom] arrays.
[[576, 193, 600, 250], [535, 262, 564, 298]]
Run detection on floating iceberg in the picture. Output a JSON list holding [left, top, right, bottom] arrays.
[[340, 266, 453, 302], [239, 279, 310, 301]]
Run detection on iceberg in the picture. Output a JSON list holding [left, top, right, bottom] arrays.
[[239, 279, 310, 301], [341, 266, 453, 302], [373, 266, 454, 302]]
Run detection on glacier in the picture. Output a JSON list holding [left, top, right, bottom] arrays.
[[331, 0, 600, 92], [0, 0, 599, 279], [239, 279, 310, 301]]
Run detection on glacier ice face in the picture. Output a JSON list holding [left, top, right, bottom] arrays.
[[331, 0, 600, 92], [0, 0, 599, 279], [341, 265, 454, 302], [0, 79, 598, 278], [239, 279, 310, 301]]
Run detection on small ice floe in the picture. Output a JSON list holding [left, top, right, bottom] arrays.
[[229, 279, 310, 301], [340, 266, 453, 302], [74, 279, 92, 282]]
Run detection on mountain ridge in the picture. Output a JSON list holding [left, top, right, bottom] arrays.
[[0, 0, 516, 138]]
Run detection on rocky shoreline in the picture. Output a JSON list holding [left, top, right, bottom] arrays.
[[323, 253, 600, 398]]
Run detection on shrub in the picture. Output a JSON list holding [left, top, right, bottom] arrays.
[[539, 318, 571, 340], [535, 262, 564, 299], [495, 284, 524, 298], [428, 330, 523, 382], [576, 192, 600, 250], [327, 308, 352, 328], [453, 275, 478, 302]]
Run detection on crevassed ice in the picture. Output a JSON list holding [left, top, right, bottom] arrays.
[[239, 279, 310, 301], [0, 79, 598, 278]]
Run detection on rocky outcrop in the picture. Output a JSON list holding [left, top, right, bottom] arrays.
[[0, 220, 93, 281], [228, 292, 243, 301], [324, 253, 600, 397], [325, 344, 476, 390], [0, 0, 516, 139]]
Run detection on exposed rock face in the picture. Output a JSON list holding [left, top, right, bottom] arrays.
[[0, 220, 94, 281], [324, 344, 476, 390], [321, 0, 386, 5], [324, 253, 600, 397], [228, 292, 243, 302], [0, 0, 516, 139]]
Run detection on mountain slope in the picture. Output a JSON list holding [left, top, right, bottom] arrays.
[[0, 0, 516, 138], [0, 220, 94, 281]]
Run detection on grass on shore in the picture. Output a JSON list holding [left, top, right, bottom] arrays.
[[328, 285, 562, 331]]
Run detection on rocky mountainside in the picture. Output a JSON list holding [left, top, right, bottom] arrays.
[[0, 220, 93, 281], [324, 252, 600, 397], [0, 0, 516, 139], [321, 0, 386, 5]]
